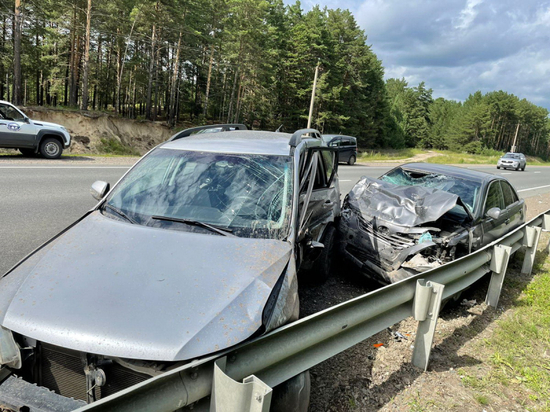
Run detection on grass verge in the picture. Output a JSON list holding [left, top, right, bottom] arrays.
[[358, 148, 425, 161], [460, 253, 550, 410]]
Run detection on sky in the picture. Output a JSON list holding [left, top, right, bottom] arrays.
[[298, 0, 550, 111]]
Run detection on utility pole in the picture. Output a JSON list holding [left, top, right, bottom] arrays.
[[13, 0, 22, 105], [307, 59, 320, 129], [511, 123, 520, 153]]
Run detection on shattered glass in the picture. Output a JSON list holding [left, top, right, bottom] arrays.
[[105, 149, 293, 240]]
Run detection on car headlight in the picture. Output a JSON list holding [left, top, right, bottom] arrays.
[[0, 326, 21, 369]]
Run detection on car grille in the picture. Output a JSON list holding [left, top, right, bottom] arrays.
[[357, 218, 416, 250], [40, 344, 150, 402]]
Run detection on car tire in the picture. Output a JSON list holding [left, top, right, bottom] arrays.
[[522, 166, 526, 171], [40, 138, 63, 159], [348, 155, 356, 166], [271, 371, 310, 412], [310, 225, 336, 284], [496, 166, 500, 169], [515, 165, 519, 171], [19, 148, 36, 157]]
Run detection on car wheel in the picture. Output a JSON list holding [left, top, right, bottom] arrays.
[[515, 165, 519, 171], [270, 371, 310, 412], [19, 148, 36, 157], [40, 138, 63, 159], [522, 166, 526, 171], [348, 155, 356, 166], [310, 225, 336, 284], [496, 166, 500, 169]]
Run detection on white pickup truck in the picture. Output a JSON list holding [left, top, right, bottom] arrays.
[[0, 101, 71, 159]]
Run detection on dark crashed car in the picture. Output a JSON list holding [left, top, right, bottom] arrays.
[[339, 163, 525, 284]]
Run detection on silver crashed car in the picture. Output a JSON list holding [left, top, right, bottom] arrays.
[[0, 129, 340, 410]]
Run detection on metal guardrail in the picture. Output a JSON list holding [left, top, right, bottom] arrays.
[[76, 210, 550, 412]]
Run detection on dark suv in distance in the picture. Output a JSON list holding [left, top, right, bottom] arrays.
[[322, 134, 357, 165]]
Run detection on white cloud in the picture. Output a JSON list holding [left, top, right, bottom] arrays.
[[455, 0, 484, 30]]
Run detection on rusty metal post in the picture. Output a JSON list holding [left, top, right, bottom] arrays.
[[211, 357, 272, 412], [486, 244, 512, 308], [412, 279, 445, 371], [521, 226, 542, 276]]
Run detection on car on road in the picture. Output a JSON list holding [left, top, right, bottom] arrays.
[[322, 134, 358, 165], [339, 163, 525, 284], [497, 152, 526, 171], [0, 128, 339, 411], [0, 101, 71, 159]]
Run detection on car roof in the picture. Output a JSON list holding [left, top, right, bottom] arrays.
[[397, 162, 497, 184], [160, 130, 300, 156]]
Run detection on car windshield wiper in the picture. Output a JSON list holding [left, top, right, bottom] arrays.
[[150, 215, 235, 237], [102, 203, 137, 224]]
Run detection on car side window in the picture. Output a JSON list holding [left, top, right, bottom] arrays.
[[341, 138, 351, 146], [320, 150, 336, 186], [484, 181, 505, 213], [500, 181, 518, 207]]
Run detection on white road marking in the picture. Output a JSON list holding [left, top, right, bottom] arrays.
[[501, 172, 512, 175], [339, 180, 352, 182], [517, 184, 550, 193], [534, 171, 541, 174], [0, 166, 130, 169]]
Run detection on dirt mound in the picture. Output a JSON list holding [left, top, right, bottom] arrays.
[[24, 107, 174, 155]]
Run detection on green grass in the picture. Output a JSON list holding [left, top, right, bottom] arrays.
[[358, 148, 425, 161], [459, 255, 550, 410], [425, 151, 502, 165], [97, 137, 141, 156]]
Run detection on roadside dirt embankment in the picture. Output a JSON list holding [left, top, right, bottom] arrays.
[[25, 107, 174, 155]]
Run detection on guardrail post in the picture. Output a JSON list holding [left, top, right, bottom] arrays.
[[211, 357, 272, 412], [485, 244, 512, 308], [542, 213, 550, 254], [411, 279, 445, 371], [521, 226, 542, 276]]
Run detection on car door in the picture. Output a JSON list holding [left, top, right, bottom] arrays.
[[339, 137, 352, 163], [481, 180, 508, 244], [0, 103, 36, 148], [500, 180, 524, 230], [297, 147, 339, 244]]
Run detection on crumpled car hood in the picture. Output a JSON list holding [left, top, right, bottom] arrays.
[[0, 211, 292, 361], [346, 176, 470, 227]]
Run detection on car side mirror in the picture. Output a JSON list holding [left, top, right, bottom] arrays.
[[486, 207, 501, 220], [307, 240, 325, 261], [91, 180, 110, 201]]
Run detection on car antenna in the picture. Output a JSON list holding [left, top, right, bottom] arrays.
[[275, 124, 283, 132]]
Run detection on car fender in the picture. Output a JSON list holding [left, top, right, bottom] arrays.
[[37, 129, 68, 149]]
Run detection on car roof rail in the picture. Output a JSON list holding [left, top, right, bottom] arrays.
[[168, 124, 248, 141], [289, 128, 322, 147]]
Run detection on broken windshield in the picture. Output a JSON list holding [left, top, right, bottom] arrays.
[[104, 149, 293, 240], [380, 167, 481, 213]]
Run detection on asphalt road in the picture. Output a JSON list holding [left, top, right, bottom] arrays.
[[1, 161, 549, 275]]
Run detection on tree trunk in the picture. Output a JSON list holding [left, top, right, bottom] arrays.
[[13, 0, 23, 105], [145, 23, 156, 120], [203, 41, 215, 117], [68, 4, 78, 106], [168, 32, 183, 127], [81, 0, 92, 110]]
